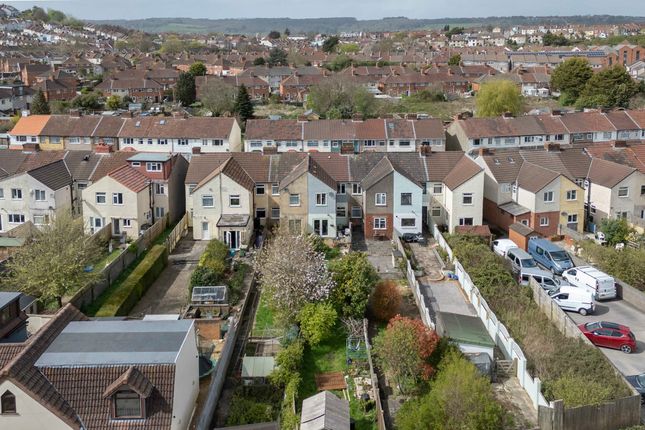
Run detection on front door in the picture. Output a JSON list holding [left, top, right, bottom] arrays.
[[225, 231, 240, 249], [202, 222, 210, 240], [113, 219, 120, 236]]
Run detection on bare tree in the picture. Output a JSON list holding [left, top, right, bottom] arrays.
[[200, 79, 236, 116]]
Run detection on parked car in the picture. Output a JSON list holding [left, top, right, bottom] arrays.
[[549, 286, 595, 316], [492, 239, 518, 257], [530, 272, 567, 294], [505, 248, 538, 275], [402, 233, 426, 244], [578, 321, 636, 354], [625, 373, 645, 404], [528, 238, 574, 275], [518, 267, 552, 286], [562, 266, 616, 300]]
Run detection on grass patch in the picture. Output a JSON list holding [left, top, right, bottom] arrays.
[[299, 326, 348, 401], [252, 293, 276, 337]]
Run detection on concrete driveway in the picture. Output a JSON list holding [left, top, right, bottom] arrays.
[[129, 233, 207, 317]]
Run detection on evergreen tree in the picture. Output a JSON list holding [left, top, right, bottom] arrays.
[[31, 89, 50, 114], [234, 84, 254, 126], [175, 72, 196, 106]]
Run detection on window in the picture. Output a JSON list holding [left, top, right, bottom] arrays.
[[618, 186, 629, 197], [33, 215, 48, 225], [616, 211, 628, 219], [188, 184, 196, 195], [34, 189, 46, 201], [229, 195, 240, 207], [213, 139, 223, 146], [400, 193, 412, 206], [554, 134, 564, 141], [472, 138, 481, 146], [256, 185, 265, 195], [641, 185, 645, 196], [566, 190, 577, 200], [431, 207, 441, 217], [351, 183, 362, 195], [540, 217, 549, 226], [155, 207, 165, 218], [96, 192, 106, 204], [289, 194, 300, 206], [8, 214, 24, 224], [462, 193, 473, 205], [401, 218, 415, 227], [146, 162, 162, 172], [399, 140, 411, 147], [155, 183, 165, 195], [567, 214, 578, 223], [202, 139, 209, 146], [459, 217, 474, 226], [202, 195, 214, 207], [11, 188, 22, 200], [543, 191, 554, 202], [272, 183, 279, 195], [521, 219, 529, 226], [131, 161, 140, 167], [123, 219, 132, 228], [433, 184, 443, 194], [256, 208, 266, 219], [316, 193, 327, 206], [307, 140, 319, 147], [375, 193, 386, 206], [336, 206, 346, 217], [0, 188, 3, 199], [374, 217, 386, 229], [113, 389, 143, 419], [271, 207, 280, 219], [351, 206, 362, 218], [147, 139, 153, 145], [337, 183, 346, 195], [158, 139, 167, 145], [1, 390, 16, 414], [112, 193, 124, 205]]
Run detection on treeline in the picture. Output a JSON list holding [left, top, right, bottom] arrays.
[[19, 6, 84, 29]]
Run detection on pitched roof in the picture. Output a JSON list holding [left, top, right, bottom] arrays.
[[102, 366, 154, 399], [300, 391, 350, 430], [194, 157, 255, 192], [604, 111, 639, 131], [585, 142, 645, 174], [559, 112, 616, 133], [516, 162, 560, 193], [9, 115, 50, 136], [413, 118, 445, 139], [63, 151, 102, 181], [89, 151, 137, 181], [361, 156, 395, 190], [118, 116, 235, 139], [245, 119, 302, 141], [587, 158, 636, 188], [108, 164, 150, 192], [184, 153, 231, 184], [27, 159, 71, 191], [443, 156, 483, 190]]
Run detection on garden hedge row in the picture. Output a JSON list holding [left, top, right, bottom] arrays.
[[95, 244, 168, 317]]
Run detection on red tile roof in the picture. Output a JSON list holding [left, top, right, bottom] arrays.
[[108, 164, 150, 192]]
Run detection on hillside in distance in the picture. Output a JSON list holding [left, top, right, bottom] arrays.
[[91, 15, 645, 35]]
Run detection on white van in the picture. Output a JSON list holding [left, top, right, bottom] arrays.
[[492, 239, 518, 257], [562, 266, 616, 300], [549, 286, 595, 316]]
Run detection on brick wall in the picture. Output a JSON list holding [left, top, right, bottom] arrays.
[[364, 214, 393, 239], [529, 211, 559, 237], [483, 198, 530, 233]]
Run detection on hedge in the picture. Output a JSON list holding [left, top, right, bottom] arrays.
[[446, 234, 630, 407], [95, 244, 168, 317]]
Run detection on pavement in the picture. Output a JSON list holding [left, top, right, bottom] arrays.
[[129, 233, 207, 317]]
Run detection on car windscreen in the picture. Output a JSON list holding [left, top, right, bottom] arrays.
[[637, 374, 645, 386], [521, 258, 537, 268], [585, 322, 601, 331], [550, 251, 569, 261]]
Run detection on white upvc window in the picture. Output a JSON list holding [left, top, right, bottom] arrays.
[[123, 219, 132, 228], [95, 192, 106, 204], [540, 217, 549, 226], [352, 183, 362, 195], [374, 217, 386, 229], [567, 214, 578, 223], [229, 195, 240, 207], [375, 193, 386, 206], [202, 195, 214, 208], [431, 207, 441, 217], [617, 186, 629, 197], [316, 193, 327, 206], [271, 207, 280, 219], [33, 214, 48, 225], [146, 162, 162, 172], [289, 194, 300, 206], [8, 214, 25, 224], [337, 183, 346, 195], [34, 189, 46, 201], [433, 183, 443, 194], [11, 188, 22, 200], [272, 183, 279, 195], [155, 183, 165, 195], [256, 185, 265, 195], [112, 193, 124, 205], [566, 190, 577, 201], [543, 191, 554, 202], [462, 193, 473, 205]]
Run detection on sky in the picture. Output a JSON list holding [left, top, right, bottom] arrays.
[[5, 0, 645, 21]]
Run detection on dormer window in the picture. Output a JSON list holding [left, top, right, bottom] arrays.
[[1, 390, 16, 414], [113, 389, 144, 419]]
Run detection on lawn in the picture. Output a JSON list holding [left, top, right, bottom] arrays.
[[299, 325, 377, 430], [251, 293, 277, 337], [92, 247, 123, 272]]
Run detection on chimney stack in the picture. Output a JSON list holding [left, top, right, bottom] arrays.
[[192, 146, 201, 154], [613, 140, 627, 148], [544, 142, 561, 152]]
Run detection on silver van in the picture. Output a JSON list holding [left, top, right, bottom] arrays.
[[506, 248, 539, 275]]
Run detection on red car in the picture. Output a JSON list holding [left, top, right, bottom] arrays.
[[578, 321, 637, 354]]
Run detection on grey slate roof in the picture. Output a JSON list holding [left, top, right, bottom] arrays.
[[28, 159, 72, 191]]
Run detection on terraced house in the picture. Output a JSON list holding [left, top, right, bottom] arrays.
[[244, 118, 445, 153], [184, 151, 483, 249]]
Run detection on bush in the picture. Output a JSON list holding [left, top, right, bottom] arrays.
[[599, 218, 634, 245], [370, 280, 401, 322], [190, 266, 224, 289], [201, 239, 230, 265], [95, 245, 167, 316], [446, 235, 630, 406], [329, 252, 379, 318], [396, 351, 508, 430], [297, 302, 337, 346], [578, 241, 645, 291], [269, 338, 305, 387], [226, 398, 274, 425]]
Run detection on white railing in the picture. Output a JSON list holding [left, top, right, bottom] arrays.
[[433, 224, 548, 409]]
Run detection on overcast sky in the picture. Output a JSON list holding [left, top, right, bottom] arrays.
[[6, 0, 645, 20]]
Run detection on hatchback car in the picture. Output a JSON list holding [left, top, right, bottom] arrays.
[[625, 373, 645, 404], [578, 321, 637, 354]]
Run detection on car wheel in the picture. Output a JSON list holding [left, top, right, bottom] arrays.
[[578, 308, 587, 316], [620, 345, 633, 354]]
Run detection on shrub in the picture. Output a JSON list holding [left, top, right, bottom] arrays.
[[396, 351, 507, 430], [269, 338, 305, 387], [329, 252, 379, 318], [297, 302, 337, 346], [226, 398, 274, 425], [190, 266, 224, 289], [201, 239, 229, 265], [578, 241, 645, 291], [95, 245, 167, 316], [446, 235, 630, 406], [370, 280, 401, 322], [599, 218, 634, 245]]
